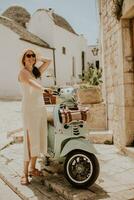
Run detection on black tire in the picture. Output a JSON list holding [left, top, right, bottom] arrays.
[[64, 150, 100, 188]]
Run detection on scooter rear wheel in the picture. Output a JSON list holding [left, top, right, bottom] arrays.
[[64, 150, 99, 188]]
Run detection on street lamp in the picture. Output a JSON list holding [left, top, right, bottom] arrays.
[[91, 47, 99, 56]]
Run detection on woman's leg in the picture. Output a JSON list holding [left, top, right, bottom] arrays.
[[29, 157, 43, 176], [21, 130, 31, 184], [24, 161, 30, 175], [30, 156, 37, 170], [21, 161, 30, 185]]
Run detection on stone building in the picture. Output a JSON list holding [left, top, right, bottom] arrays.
[[0, 6, 54, 99], [28, 8, 89, 86], [0, 5, 92, 98], [2, 5, 30, 28], [98, 0, 134, 148]]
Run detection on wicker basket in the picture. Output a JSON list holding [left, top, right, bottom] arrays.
[[43, 92, 56, 104]]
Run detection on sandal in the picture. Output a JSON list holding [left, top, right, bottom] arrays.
[[20, 174, 30, 185], [28, 168, 43, 177]]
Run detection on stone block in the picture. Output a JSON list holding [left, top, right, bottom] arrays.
[[125, 106, 134, 121], [113, 106, 124, 121], [124, 72, 134, 84], [110, 120, 126, 147], [126, 121, 134, 132], [114, 85, 125, 106], [44, 175, 96, 200], [126, 133, 134, 146], [123, 63, 134, 73], [106, 76, 113, 88], [87, 130, 113, 144], [107, 91, 114, 104], [124, 84, 134, 106], [85, 103, 107, 130], [107, 104, 114, 120]]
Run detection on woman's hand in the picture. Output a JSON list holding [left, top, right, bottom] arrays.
[[43, 88, 53, 94]]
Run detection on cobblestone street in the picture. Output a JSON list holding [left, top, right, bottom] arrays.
[[0, 178, 21, 200], [1, 141, 134, 199], [0, 100, 22, 134], [0, 101, 134, 200]]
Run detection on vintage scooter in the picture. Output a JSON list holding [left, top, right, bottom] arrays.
[[44, 87, 100, 188]]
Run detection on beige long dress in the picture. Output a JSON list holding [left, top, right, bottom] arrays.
[[20, 80, 47, 162]]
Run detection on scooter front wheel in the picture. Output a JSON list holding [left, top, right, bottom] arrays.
[[64, 150, 99, 188]]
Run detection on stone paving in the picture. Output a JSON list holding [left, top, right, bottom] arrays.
[[1, 100, 134, 200], [0, 142, 134, 200], [0, 100, 22, 134], [0, 178, 22, 200]]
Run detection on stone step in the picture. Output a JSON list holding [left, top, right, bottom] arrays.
[[87, 130, 113, 144], [42, 174, 96, 200], [0, 160, 64, 200], [40, 158, 96, 200]]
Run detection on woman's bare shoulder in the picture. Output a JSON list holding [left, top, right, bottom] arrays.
[[19, 69, 30, 82], [20, 69, 29, 75]]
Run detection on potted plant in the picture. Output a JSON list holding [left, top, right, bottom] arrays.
[[77, 64, 103, 104]]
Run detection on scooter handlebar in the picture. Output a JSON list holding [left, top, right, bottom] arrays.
[[52, 90, 59, 95]]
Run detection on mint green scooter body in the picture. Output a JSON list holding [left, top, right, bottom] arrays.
[[46, 104, 97, 160]]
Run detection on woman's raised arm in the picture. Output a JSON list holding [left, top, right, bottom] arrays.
[[38, 58, 52, 75]]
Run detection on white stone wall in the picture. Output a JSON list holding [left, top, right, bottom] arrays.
[[28, 9, 90, 86], [53, 25, 88, 86]]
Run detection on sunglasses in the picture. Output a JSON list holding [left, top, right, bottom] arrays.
[[26, 53, 36, 58]]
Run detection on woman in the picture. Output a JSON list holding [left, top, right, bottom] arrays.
[[18, 49, 52, 185]]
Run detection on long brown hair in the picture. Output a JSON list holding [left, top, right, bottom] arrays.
[[21, 49, 41, 79]]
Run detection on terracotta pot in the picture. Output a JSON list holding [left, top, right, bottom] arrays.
[[77, 85, 103, 104]]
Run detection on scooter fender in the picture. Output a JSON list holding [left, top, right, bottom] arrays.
[[60, 138, 97, 157]]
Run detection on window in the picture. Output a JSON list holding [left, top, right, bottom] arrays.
[[96, 60, 99, 69], [81, 51, 85, 77], [62, 47, 66, 54]]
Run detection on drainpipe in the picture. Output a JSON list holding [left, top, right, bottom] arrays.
[[52, 48, 56, 85]]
